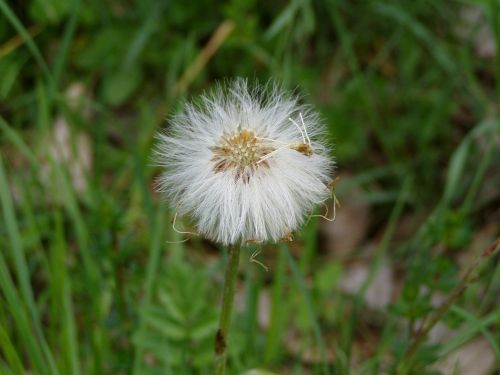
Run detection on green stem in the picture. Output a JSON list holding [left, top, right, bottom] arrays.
[[214, 244, 241, 375]]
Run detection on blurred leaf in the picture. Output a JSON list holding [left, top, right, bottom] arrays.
[[0, 57, 22, 99], [29, 0, 71, 24], [102, 68, 143, 106], [443, 119, 499, 205], [314, 261, 342, 294], [241, 369, 280, 375], [265, 0, 299, 40]]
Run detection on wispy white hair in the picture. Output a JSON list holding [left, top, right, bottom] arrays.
[[155, 79, 334, 245]]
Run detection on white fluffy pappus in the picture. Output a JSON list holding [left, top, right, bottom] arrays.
[[155, 79, 335, 245]]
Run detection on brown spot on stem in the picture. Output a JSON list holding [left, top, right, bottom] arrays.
[[482, 239, 500, 258], [215, 329, 226, 355]]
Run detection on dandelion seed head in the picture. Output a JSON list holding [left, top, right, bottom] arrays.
[[155, 79, 335, 245]]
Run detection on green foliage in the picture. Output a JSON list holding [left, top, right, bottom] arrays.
[[0, 0, 499, 374], [134, 258, 220, 373]]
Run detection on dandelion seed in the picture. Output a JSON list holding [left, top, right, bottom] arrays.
[[310, 176, 341, 222], [249, 248, 269, 272], [154, 79, 335, 245]]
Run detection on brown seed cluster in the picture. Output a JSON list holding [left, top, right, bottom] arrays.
[[211, 129, 274, 183], [290, 142, 313, 156]]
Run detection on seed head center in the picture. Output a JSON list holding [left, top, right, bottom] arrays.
[[226, 129, 260, 165], [210, 128, 274, 181]]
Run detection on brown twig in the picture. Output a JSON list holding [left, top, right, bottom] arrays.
[[0, 25, 42, 59], [174, 20, 235, 96]]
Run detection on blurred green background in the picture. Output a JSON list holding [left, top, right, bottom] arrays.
[[0, 0, 499, 374]]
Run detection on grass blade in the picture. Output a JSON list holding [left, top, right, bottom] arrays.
[[286, 245, 330, 375], [0, 0, 53, 84], [448, 305, 500, 358], [51, 211, 82, 375], [0, 253, 48, 375], [132, 208, 166, 374], [264, 243, 288, 364], [51, 0, 81, 91], [0, 156, 60, 375], [0, 322, 25, 375]]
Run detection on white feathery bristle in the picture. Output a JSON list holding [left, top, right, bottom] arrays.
[[154, 79, 335, 245]]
